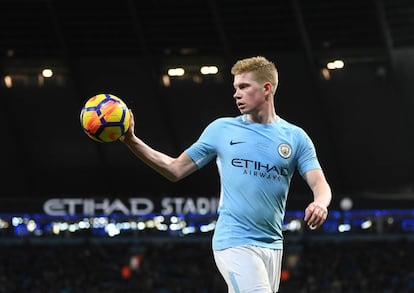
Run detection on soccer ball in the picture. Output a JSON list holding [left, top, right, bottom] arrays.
[[80, 93, 131, 143]]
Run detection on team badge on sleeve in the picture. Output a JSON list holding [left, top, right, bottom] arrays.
[[278, 143, 292, 159]]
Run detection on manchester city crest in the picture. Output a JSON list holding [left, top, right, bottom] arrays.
[[278, 143, 292, 159]]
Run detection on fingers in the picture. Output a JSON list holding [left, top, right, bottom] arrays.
[[304, 202, 328, 229], [127, 109, 134, 128], [119, 109, 135, 143], [129, 109, 134, 121]]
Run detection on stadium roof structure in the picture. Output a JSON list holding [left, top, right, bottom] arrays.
[[1, 0, 413, 210]]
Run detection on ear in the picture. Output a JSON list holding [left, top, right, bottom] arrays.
[[263, 82, 273, 96]]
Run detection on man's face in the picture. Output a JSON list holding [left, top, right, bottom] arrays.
[[233, 72, 267, 114]]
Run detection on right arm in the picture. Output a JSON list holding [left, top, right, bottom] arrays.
[[119, 111, 198, 182]]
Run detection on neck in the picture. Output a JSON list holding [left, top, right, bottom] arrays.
[[246, 111, 277, 124]]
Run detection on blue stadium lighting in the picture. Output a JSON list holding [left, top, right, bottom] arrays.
[[105, 223, 120, 237], [338, 223, 351, 232], [200, 222, 216, 233], [329, 210, 342, 219], [182, 226, 196, 235], [283, 219, 302, 232], [322, 220, 338, 233], [137, 221, 146, 230], [0, 209, 413, 238], [360, 220, 373, 230], [0, 219, 9, 229], [401, 220, 414, 232]]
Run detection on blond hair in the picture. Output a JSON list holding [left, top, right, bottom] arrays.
[[231, 56, 278, 94]]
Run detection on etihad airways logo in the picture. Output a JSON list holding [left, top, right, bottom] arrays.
[[231, 158, 288, 181]]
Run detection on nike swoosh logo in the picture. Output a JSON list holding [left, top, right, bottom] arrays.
[[230, 140, 246, 145]]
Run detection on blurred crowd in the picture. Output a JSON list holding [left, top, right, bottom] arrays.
[[0, 237, 413, 293]]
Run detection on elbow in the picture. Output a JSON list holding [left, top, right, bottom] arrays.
[[163, 159, 195, 183], [164, 172, 182, 183], [167, 175, 180, 183], [165, 169, 191, 182]]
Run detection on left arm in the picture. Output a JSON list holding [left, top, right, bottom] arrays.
[[303, 169, 332, 229]]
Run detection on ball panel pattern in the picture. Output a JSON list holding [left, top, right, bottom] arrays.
[[80, 94, 130, 143]]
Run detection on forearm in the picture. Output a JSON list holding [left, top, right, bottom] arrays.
[[123, 136, 177, 181], [305, 169, 332, 208], [304, 170, 332, 228], [312, 183, 332, 208]]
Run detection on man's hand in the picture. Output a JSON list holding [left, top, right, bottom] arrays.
[[304, 202, 328, 229]]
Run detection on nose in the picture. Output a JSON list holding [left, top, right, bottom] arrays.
[[233, 89, 241, 99]]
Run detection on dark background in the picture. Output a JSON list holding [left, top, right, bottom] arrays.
[[1, 0, 413, 211]]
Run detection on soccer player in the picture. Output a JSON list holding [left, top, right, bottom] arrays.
[[120, 56, 332, 292]]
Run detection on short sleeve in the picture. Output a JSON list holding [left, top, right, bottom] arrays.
[[295, 128, 321, 176]]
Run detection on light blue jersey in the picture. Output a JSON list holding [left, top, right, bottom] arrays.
[[185, 115, 321, 250]]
